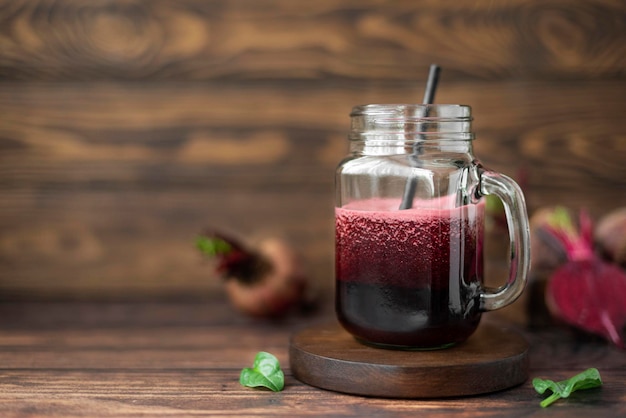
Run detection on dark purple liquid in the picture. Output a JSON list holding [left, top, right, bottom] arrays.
[[335, 198, 484, 349]]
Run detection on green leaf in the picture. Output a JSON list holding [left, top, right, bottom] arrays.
[[485, 194, 504, 214], [533, 368, 602, 407], [547, 206, 577, 239], [196, 236, 232, 257], [239, 352, 285, 392]]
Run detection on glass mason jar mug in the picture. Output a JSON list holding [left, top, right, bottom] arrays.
[[335, 104, 530, 350]]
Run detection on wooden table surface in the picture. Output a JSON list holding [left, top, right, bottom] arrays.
[[0, 300, 624, 417]]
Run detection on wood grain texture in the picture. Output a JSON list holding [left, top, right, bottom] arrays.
[[0, 369, 622, 417], [0, 302, 624, 417], [290, 322, 528, 398], [0, 188, 335, 300], [0, 0, 625, 301], [1, 81, 625, 193], [0, 0, 624, 81], [1, 80, 624, 299]]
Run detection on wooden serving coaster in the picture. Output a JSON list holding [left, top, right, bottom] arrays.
[[289, 321, 528, 398]]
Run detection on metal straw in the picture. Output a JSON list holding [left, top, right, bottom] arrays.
[[398, 64, 441, 210]]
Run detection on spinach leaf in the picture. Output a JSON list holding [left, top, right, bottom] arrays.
[[533, 368, 602, 407], [239, 351, 285, 392]]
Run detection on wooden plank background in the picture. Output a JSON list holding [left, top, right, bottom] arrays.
[[0, 0, 625, 301]]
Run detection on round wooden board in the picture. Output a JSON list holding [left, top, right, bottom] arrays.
[[289, 322, 528, 398]]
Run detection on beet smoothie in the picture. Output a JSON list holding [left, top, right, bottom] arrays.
[[335, 198, 485, 349]]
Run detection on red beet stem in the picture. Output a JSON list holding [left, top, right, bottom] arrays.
[[543, 208, 595, 262], [600, 311, 623, 348]]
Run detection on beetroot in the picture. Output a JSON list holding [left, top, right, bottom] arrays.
[[196, 230, 310, 318], [542, 208, 626, 349]]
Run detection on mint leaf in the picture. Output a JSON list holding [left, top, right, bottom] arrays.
[[239, 352, 285, 392], [533, 368, 602, 407]]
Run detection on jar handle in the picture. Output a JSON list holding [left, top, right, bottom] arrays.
[[478, 170, 531, 311]]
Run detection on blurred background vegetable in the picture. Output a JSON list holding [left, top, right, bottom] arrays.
[[196, 231, 312, 318], [596, 207, 626, 268], [529, 207, 626, 348]]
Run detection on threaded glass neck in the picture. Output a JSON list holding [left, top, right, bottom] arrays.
[[349, 104, 474, 143]]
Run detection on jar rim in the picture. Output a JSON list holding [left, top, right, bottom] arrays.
[[350, 104, 472, 119], [349, 104, 474, 140]]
